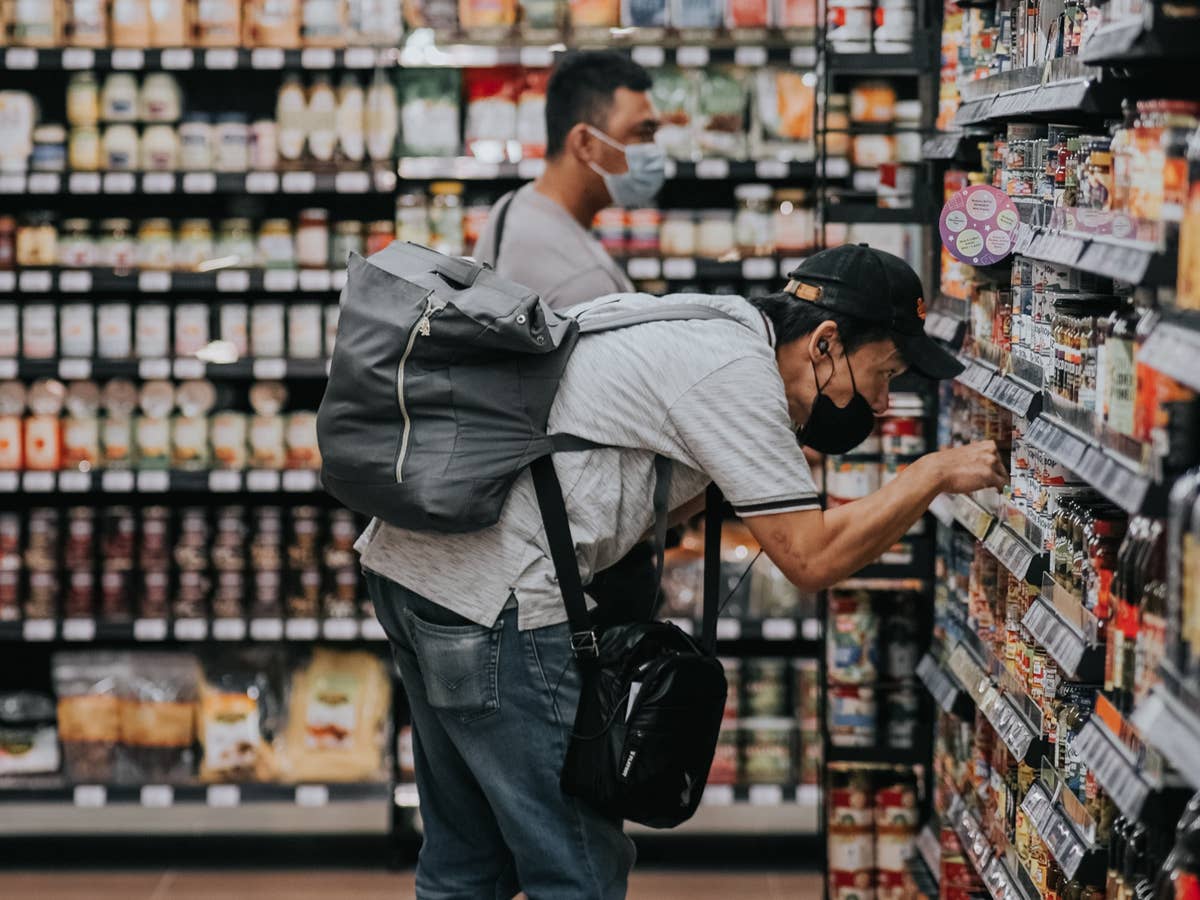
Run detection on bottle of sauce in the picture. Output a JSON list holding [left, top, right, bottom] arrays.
[[365, 69, 399, 162], [276, 74, 309, 165], [306, 74, 338, 165], [245, 0, 302, 47], [336, 73, 365, 165]]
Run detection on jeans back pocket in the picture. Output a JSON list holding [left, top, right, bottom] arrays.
[[404, 609, 502, 723]]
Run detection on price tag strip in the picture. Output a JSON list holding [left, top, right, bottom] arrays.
[[916, 654, 962, 714], [1131, 684, 1200, 791], [1021, 595, 1089, 678], [1077, 240, 1152, 284], [983, 525, 1040, 583], [1074, 717, 1152, 820], [1024, 417, 1088, 470], [1142, 318, 1200, 393]]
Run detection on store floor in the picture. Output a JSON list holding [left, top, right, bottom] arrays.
[[0, 870, 822, 898]]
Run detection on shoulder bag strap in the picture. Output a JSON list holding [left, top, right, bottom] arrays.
[[647, 454, 673, 621], [491, 191, 516, 264], [701, 483, 724, 655]]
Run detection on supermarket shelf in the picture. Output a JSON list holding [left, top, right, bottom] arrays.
[[1074, 703, 1156, 821], [955, 355, 1042, 420], [825, 37, 935, 74], [0, 267, 346, 296], [917, 653, 974, 719], [1021, 780, 1104, 882], [931, 489, 1046, 586], [929, 492, 994, 541], [1131, 663, 1200, 791], [6, 358, 330, 382], [925, 310, 967, 348], [622, 256, 804, 283], [922, 132, 967, 161], [1080, 10, 1200, 64], [907, 850, 939, 898], [400, 156, 818, 182], [0, 468, 325, 497], [0, 615, 388, 645], [0, 169, 397, 197], [0, 45, 392, 72], [944, 637, 1046, 765], [947, 791, 1035, 900], [1019, 582, 1104, 682], [1139, 312, 1200, 394], [916, 824, 941, 887], [953, 62, 1114, 126], [1014, 223, 1175, 286], [823, 203, 928, 224]]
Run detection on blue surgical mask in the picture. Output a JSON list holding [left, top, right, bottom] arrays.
[[585, 126, 667, 208]]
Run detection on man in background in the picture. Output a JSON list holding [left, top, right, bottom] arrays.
[[474, 50, 665, 308]]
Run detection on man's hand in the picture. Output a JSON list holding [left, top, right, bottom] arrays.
[[920, 440, 1007, 494]]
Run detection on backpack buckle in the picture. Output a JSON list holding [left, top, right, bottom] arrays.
[[570, 630, 599, 659]]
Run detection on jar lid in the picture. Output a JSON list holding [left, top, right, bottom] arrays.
[[28, 379, 66, 416], [0, 381, 26, 416], [828, 93, 849, 110], [300, 208, 329, 220], [430, 181, 464, 194], [139, 380, 176, 417], [369, 220, 395, 232], [334, 220, 363, 233], [734, 183, 773, 201], [65, 379, 101, 417], [774, 188, 807, 202], [33, 124, 66, 141], [62, 217, 92, 231], [221, 217, 253, 230], [104, 72, 138, 86], [250, 381, 288, 416], [261, 218, 292, 230], [139, 218, 173, 231], [100, 217, 133, 230], [179, 217, 212, 230], [101, 378, 139, 416], [176, 379, 217, 417]]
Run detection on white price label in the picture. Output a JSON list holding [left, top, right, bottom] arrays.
[[69, 172, 101, 195], [208, 470, 242, 492], [282, 469, 318, 492], [802, 619, 821, 640], [251, 47, 285, 69], [797, 785, 820, 807], [0, 471, 17, 492], [761, 618, 797, 641], [749, 785, 784, 807], [676, 46, 710, 67], [631, 46, 666, 68], [74, 785, 107, 808], [283, 171, 317, 194], [373, 170, 397, 193], [252, 358, 287, 379], [141, 785, 174, 808], [62, 48, 95, 70], [27, 173, 59, 194], [734, 46, 768, 67], [361, 618, 387, 641], [101, 469, 135, 492], [23, 619, 55, 641], [0, 173, 24, 193], [298, 269, 332, 292], [0, 271, 13, 293], [213, 618, 246, 641], [246, 171, 280, 194], [137, 470, 169, 493], [4, 48, 37, 70], [204, 48, 238, 70], [61, 619, 95, 643], [331, 270, 347, 291], [59, 471, 90, 492], [111, 48, 145, 70], [323, 618, 359, 641], [695, 158, 729, 179], [742, 257, 776, 280], [138, 358, 171, 379], [174, 618, 208, 641], [662, 258, 697, 280], [207, 785, 241, 808], [790, 46, 818, 67], [142, 172, 175, 194], [334, 171, 369, 194], [756, 159, 789, 179], [716, 618, 741, 641], [134, 618, 168, 641], [173, 358, 205, 379], [104, 172, 135, 194], [821, 158, 851, 179], [0, 359, 14, 379], [517, 158, 546, 180], [702, 785, 735, 806], [286, 618, 320, 641], [23, 471, 55, 492], [301, 48, 336, 69], [160, 48, 195, 70], [138, 271, 171, 292], [625, 258, 661, 280], [264, 269, 299, 292], [59, 270, 93, 294], [250, 618, 284, 641], [19, 270, 52, 293], [217, 269, 250, 292], [296, 784, 329, 807], [59, 358, 92, 380], [182, 172, 216, 194], [246, 469, 281, 492], [344, 47, 377, 68]]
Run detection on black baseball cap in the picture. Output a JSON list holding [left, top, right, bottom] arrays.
[[783, 244, 963, 380]]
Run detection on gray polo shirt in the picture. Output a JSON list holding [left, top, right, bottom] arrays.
[[355, 291, 821, 631], [474, 184, 634, 309]]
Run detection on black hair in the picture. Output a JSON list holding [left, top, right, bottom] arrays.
[[749, 293, 894, 352], [545, 50, 653, 159]]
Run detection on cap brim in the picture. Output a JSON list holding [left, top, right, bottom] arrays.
[[894, 332, 964, 380]]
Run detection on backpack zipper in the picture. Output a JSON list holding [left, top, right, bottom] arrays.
[[395, 297, 434, 482]]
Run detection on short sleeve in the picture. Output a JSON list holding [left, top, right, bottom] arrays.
[[665, 356, 821, 517]]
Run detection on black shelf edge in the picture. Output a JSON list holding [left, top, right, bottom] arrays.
[[0, 169, 398, 197], [0, 468, 326, 498], [0, 268, 346, 296], [1131, 663, 1200, 792], [1080, 12, 1200, 65], [397, 157, 819, 182], [1013, 223, 1175, 287], [823, 204, 930, 224], [917, 653, 975, 720], [0, 615, 387, 644], [0, 781, 391, 807], [1020, 588, 1104, 682], [1073, 714, 1154, 820], [1020, 780, 1106, 883], [952, 72, 1116, 127], [1140, 311, 1200, 394], [7, 358, 330, 381]]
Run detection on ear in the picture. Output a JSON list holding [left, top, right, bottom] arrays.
[[567, 123, 600, 164], [806, 320, 841, 363]]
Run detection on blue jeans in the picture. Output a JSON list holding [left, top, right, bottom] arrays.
[[365, 570, 636, 900]]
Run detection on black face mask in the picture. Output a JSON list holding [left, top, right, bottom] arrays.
[[798, 352, 877, 455]]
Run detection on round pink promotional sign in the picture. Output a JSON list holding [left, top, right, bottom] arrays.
[[939, 184, 1021, 266]]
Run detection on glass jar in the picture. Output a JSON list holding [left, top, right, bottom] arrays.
[[99, 218, 137, 271], [626, 208, 662, 257], [69, 126, 102, 171], [429, 181, 465, 256], [16, 212, 57, 267], [216, 218, 257, 268], [826, 94, 851, 161], [138, 73, 182, 123], [175, 219, 215, 271], [696, 209, 735, 259], [195, 0, 242, 45], [296, 209, 330, 269], [59, 218, 96, 268], [331, 220, 363, 267], [773, 189, 814, 254], [395, 191, 429, 246], [140, 124, 179, 171], [734, 183, 775, 257], [250, 120, 277, 170], [660, 210, 697, 257], [259, 218, 296, 269], [137, 218, 175, 270], [367, 220, 395, 255], [179, 114, 214, 171], [67, 72, 100, 127], [103, 124, 139, 171], [31, 125, 67, 172], [215, 113, 250, 173], [101, 73, 139, 123]]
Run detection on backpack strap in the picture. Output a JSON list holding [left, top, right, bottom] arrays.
[[701, 483, 724, 655], [366, 241, 488, 289], [491, 191, 516, 264], [575, 303, 745, 335]]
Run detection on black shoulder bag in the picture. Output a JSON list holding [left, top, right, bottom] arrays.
[[530, 455, 728, 829]]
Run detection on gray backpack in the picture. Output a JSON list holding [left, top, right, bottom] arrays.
[[317, 241, 737, 534]]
